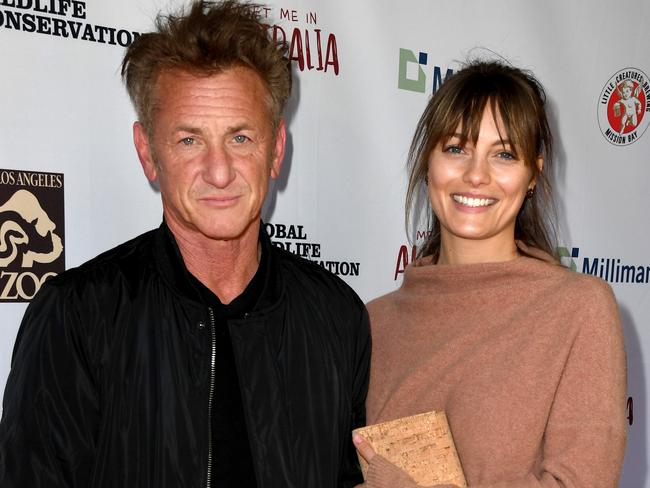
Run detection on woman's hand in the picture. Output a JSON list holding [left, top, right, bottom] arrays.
[[353, 433, 456, 487], [353, 433, 376, 463]]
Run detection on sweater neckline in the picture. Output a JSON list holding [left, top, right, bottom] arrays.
[[414, 240, 556, 268], [401, 242, 560, 294]]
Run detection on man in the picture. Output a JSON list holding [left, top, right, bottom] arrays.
[[0, 1, 370, 487]]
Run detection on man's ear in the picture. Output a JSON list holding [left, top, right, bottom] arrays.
[[133, 122, 158, 182], [270, 119, 286, 180]]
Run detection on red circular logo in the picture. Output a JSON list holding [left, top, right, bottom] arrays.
[[598, 68, 650, 146]]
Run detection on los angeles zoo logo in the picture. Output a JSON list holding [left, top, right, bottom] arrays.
[[598, 67, 650, 146], [0, 169, 65, 302]]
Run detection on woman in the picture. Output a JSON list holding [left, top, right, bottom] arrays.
[[354, 61, 627, 487]]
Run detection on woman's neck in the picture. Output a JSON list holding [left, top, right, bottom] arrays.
[[437, 235, 519, 265]]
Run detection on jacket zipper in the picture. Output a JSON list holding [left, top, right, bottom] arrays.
[[206, 307, 216, 488]]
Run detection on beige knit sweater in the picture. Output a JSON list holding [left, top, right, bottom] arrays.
[[364, 249, 627, 488]]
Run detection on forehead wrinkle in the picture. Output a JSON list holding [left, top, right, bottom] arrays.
[[226, 123, 255, 133], [149, 67, 276, 150], [174, 124, 205, 134], [163, 96, 263, 133]]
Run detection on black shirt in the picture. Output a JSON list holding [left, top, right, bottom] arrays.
[[184, 242, 269, 487]]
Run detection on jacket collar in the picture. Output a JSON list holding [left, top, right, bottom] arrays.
[[152, 220, 283, 311]]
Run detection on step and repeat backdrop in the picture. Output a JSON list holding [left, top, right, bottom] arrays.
[[1, 0, 648, 484]]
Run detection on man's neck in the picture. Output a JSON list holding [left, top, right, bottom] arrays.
[[168, 220, 261, 304]]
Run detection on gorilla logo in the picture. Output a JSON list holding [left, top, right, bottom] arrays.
[[0, 189, 64, 268]]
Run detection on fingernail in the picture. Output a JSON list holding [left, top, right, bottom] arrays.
[[353, 433, 363, 444]]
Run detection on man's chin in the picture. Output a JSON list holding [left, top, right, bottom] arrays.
[[194, 219, 259, 243]]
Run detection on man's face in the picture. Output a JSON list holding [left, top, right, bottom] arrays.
[[134, 66, 285, 243]]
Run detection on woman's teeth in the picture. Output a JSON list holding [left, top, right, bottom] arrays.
[[452, 195, 495, 207]]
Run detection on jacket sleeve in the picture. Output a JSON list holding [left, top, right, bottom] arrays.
[[0, 283, 100, 487], [339, 303, 371, 488], [362, 280, 627, 488]]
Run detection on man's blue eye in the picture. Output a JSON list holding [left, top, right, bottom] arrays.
[[180, 137, 194, 145], [234, 135, 249, 143]]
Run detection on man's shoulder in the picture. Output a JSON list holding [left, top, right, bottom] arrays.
[[46, 227, 159, 290], [19, 228, 162, 332], [271, 245, 363, 306], [268, 245, 369, 348], [85, 227, 158, 265]]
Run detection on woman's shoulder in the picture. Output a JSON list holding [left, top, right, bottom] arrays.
[[529, 255, 616, 300], [365, 287, 412, 335], [366, 288, 401, 314], [525, 256, 621, 338], [517, 242, 615, 296], [562, 270, 619, 317], [524, 254, 617, 308]]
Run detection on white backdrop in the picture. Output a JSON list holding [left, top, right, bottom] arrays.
[[1, 0, 648, 485]]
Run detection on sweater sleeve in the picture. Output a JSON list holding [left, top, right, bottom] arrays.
[[510, 279, 628, 488], [0, 283, 100, 487], [364, 455, 458, 488], [363, 279, 627, 488]]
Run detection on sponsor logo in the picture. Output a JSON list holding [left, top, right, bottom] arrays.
[[558, 246, 649, 285], [398, 48, 454, 94], [0, 168, 65, 302], [393, 229, 431, 280], [255, 6, 339, 75], [265, 222, 360, 277], [557, 246, 579, 271], [597, 67, 650, 146], [0, 0, 140, 46]]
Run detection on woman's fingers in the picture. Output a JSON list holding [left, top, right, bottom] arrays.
[[353, 433, 376, 463]]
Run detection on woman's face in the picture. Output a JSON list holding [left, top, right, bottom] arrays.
[[427, 107, 535, 262]]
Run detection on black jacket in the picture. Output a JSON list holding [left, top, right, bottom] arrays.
[[0, 223, 370, 488]]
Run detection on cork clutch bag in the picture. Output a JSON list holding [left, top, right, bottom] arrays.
[[353, 410, 467, 486]]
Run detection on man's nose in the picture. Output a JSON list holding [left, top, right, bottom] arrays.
[[204, 143, 236, 188]]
